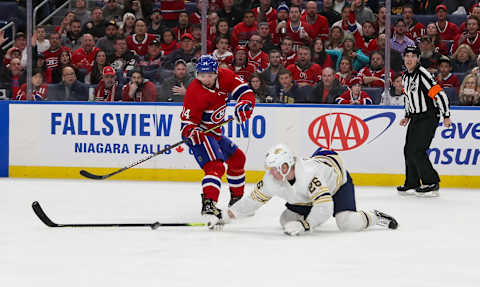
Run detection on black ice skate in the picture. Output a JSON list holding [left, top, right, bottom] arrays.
[[415, 183, 439, 197], [373, 210, 398, 230], [228, 193, 242, 207], [201, 194, 223, 218], [396, 185, 419, 196]]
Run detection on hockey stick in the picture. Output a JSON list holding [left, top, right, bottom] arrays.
[[32, 201, 205, 229], [80, 118, 234, 180]]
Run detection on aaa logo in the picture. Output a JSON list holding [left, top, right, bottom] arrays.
[[308, 112, 396, 151]]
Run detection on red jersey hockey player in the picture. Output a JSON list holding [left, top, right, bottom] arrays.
[[286, 45, 322, 86], [180, 55, 256, 228], [336, 76, 373, 105]]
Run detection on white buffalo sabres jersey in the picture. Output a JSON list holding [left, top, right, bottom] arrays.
[[230, 153, 348, 226]]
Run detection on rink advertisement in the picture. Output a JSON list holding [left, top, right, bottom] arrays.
[[6, 102, 480, 187]]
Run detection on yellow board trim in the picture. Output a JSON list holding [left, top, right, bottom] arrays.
[[9, 166, 480, 188]]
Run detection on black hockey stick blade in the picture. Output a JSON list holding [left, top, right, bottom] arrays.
[[79, 118, 234, 180], [32, 201, 205, 229], [79, 170, 107, 180]]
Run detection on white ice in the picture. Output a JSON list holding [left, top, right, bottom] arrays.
[[2, 178, 480, 287]]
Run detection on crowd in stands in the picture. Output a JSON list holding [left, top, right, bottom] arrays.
[[1, 0, 480, 106]]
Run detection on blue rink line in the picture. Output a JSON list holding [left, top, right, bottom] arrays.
[[0, 101, 9, 177], [7, 101, 480, 110]]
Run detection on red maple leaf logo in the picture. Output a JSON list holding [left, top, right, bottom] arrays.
[[176, 145, 184, 153]]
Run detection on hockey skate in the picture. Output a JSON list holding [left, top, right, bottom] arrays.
[[415, 183, 440, 198], [201, 195, 224, 230], [228, 193, 242, 207], [396, 185, 418, 196], [373, 210, 398, 230]]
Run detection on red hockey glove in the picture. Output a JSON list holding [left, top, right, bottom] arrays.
[[234, 100, 253, 124], [186, 128, 207, 146]]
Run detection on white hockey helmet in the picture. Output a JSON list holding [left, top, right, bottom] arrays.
[[264, 144, 296, 181]]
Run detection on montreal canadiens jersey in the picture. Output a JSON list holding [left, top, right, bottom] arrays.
[[230, 152, 348, 220], [180, 68, 255, 138]]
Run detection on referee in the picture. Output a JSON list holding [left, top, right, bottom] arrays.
[[397, 45, 451, 197]]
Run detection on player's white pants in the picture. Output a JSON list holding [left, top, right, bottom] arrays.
[[280, 209, 377, 231]]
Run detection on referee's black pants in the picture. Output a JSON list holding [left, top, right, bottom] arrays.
[[404, 112, 440, 187]]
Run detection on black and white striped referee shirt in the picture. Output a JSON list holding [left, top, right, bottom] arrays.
[[402, 64, 450, 118]]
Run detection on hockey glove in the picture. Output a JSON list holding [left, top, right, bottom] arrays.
[[186, 128, 207, 146], [234, 100, 253, 124], [283, 219, 310, 236]]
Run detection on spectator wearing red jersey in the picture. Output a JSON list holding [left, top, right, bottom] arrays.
[[191, 24, 214, 53], [435, 4, 460, 41], [460, 6, 480, 33], [424, 23, 449, 56], [44, 33, 71, 71], [247, 33, 269, 72], [160, 0, 186, 28], [275, 6, 313, 51], [72, 34, 100, 71], [336, 76, 372, 104], [207, 12, 220, 42], [94, 66, 122, 101], [160, 30, 179, 56], [402, 5, 425, 42], [126, 19, 158, 57], [280, 37, 297, 67], [16, 69, 48, 101], [212, 36, 233, 66], [172, 12, 192, 41], [301, 1, 329, 41], [231, 10, 258, 48], [361, 21, 377, 52], [332, 6, 363, 37], [229, 45, 256, 81], [335, 57, 358, 87], [287, 45, 322, 87], [48, 49, 79, 84], [312, 38, 335, 69], [252, 0, 277, 23], [122, 69, 157, 102], [436, 56, 460, 93], [268, 2, 289, 46], [359, 51, 393, 88], [452, 16, 480, 55]]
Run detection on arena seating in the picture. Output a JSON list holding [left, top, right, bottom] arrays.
[[443, 87, 459, 105]]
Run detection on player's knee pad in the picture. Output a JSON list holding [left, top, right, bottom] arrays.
[[279, 209, 304, 227], [335, 211, 365, 232], [226, 148, 246, 170], [203, 160, 226, 177]]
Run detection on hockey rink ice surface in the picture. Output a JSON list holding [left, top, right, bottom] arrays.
[[2, 178, 480, 287]]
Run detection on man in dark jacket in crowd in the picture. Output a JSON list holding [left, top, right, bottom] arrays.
[[309, 67, 346, 103]]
